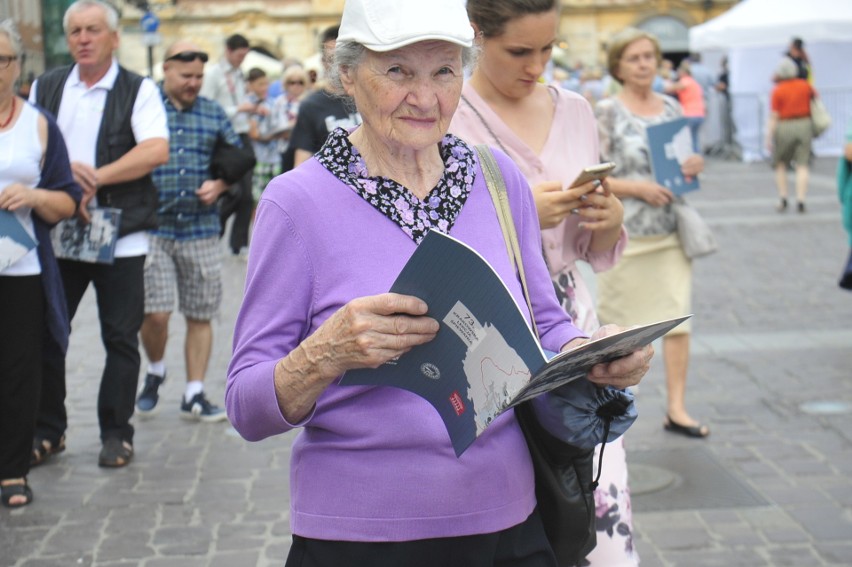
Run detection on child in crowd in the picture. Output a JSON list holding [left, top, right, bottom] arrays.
[[245, 68, 281, 211]]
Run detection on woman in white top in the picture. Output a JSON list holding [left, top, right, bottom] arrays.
[[0, 20, 80, 508]]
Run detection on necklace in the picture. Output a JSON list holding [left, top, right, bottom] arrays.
[[0, 96, 15, 129]]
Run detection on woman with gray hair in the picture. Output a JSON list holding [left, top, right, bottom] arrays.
[[226, 0, 653, 563], [766, 57, 817, 213], [0, 19, 81, 507]]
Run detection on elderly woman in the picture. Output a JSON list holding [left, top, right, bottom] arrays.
[[448, 1, 637, 563], [593, 28, 708, 439], [767, 57, 816, 213], [271, 65, 308, 170], [226, 1, 651, 564], [0, 19, 80, 507]]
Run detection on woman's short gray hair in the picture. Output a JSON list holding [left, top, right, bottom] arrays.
[[63, 0, 120, 34], [327, 40, 479, 102], [775, 57, 798, 81], [0, 19, 22, 57]]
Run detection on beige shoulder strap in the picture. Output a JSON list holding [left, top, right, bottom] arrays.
[[474, 145, 540, 340]]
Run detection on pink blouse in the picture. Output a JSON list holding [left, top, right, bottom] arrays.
[[450, 83, 627, 332]]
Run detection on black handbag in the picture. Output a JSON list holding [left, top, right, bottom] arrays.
[[475, 146, 630, 566], [514, 402, 597, 565]]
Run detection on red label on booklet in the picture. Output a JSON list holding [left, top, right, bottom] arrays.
[[449, 391, 465, 416]]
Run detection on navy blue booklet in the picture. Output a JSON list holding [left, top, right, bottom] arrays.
[[341, 230, 689, 456], [646, 117, 700, 195]]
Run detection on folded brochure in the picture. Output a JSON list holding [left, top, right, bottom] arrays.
[[0, 209, 38, 271], [646, 117, 699, 195], [341, 230, 689, 456]]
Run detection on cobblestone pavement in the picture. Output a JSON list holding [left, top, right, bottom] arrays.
[[2, 156, 851, 566]]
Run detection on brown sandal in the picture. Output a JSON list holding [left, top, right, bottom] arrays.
[[30, 435, 66, 467]]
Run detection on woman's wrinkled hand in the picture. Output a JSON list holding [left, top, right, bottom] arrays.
[[585, 324, 654, 389], [307, 293, 440, 379]]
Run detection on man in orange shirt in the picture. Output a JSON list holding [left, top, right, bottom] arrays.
[[766, 58, 816, 213]]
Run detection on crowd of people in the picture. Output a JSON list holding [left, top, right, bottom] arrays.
[[2, 1, 837, 566]]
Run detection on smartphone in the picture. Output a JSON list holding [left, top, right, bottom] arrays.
[[568, 162, 616, 189]]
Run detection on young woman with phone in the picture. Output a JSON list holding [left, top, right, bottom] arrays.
[[450, 1, 637, 564]]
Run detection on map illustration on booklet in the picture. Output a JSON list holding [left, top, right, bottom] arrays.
[[646, 117, 700, 195], [0, 210, 38, 271], [51, 207, 121, 265], [341, 230, 690, 456]]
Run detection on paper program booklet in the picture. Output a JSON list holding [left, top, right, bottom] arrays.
[[341, 230, 690, 456], [51, 207, 121, 264], [646, 117, 700, 195], [0, 210, 38, 271]]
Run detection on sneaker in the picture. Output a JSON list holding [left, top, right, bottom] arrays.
[[136, 373, 165, 415], [180, 392, 228, 423]]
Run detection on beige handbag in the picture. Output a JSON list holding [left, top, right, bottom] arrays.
[[811, 96, 831, 137], [673, 201, 718, 259]]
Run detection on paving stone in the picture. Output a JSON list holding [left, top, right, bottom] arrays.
[[814, 541, 852, 565], [786, 506, 852, 541], [764, 545, 826, 566], [662, 548, 769, 567], [145, 559, 208, 567], [208, 551, 261, 567]]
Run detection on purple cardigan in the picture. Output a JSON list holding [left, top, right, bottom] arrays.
[[226, 148, 583, 541]]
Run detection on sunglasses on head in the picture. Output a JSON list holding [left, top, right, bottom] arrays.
[[165, 51, 209, 63]]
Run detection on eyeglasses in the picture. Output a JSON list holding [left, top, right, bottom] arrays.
[[0, 55, 17, 69], [165, 51, 209, 64], [285, 80, 305, 86]]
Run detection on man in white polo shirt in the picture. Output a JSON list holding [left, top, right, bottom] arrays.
[[29, 0, 168, 468]]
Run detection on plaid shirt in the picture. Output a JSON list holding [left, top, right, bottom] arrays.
[[152, 87, 240, 240]]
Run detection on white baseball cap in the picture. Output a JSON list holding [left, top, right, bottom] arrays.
[[338, 0, 474, 52]]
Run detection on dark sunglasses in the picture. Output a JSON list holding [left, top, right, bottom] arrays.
[[285, 80, 305, 86], [165, 51, 209, 63]]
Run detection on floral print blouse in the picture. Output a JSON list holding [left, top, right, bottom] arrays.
[[315, 127, 475, 243], [594, 95, 683, 237]]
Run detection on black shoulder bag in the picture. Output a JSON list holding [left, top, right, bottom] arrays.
[[476, 145, 628, 566]]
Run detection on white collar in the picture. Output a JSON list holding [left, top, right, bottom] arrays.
[[69, 58, 120, 91]]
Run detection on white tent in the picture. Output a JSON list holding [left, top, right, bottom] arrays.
[[690, 0, 852, 160]]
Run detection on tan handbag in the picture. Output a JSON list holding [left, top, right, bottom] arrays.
[[811, 96, 831, 137]]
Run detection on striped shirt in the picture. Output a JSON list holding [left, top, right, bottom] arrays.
[[152, 88, 240, 240]]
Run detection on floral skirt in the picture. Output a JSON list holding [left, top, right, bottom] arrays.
[[582, 437, 638, 566], [552, 266, 638, 566]]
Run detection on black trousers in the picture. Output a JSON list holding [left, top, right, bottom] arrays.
[[0, 276, 44, 479], [284, 508, 557, 567], [36, 256, 145, 444], [219, 133, 255, 253]]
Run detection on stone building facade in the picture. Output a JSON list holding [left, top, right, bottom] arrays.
[[5, 0, 737, 79]]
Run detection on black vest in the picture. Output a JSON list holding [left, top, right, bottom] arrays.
[[36, 65, 159, 236]]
